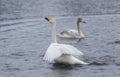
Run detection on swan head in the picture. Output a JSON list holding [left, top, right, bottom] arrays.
[[45, 17, 56, 25], [77, 18, 86, 24]]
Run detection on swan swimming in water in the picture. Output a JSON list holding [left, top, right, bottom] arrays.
[[58, 18, 86, 39], [43, 17, 88, 65]]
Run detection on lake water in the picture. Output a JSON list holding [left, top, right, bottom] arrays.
[[0, 0, 120, 77]]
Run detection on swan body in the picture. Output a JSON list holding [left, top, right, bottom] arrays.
[[58, 29, 85, 39], [44, 43, 88, 64], [58, 18, 86, 39], [44, 17, 88, 65]]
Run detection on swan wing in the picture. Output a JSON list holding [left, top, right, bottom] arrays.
[[43, 43, 83, 62], [60, 44, 84, 56], [43, 43, 62, 62]]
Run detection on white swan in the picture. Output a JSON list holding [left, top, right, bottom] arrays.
[[58, 18, 86, 39], [43, 17, 88, 65]]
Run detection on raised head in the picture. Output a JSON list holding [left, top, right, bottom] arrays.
[[45, 17, 56, 25], [77, 18, 86, 24]]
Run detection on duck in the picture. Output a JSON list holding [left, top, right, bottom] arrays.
[[43, 17, 88, 65], [58, 18, 86, 39]]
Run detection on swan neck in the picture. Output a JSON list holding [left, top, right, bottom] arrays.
[[77, 22, 80, 36], [52, 23, 57, 43]]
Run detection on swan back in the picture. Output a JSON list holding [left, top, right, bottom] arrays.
[[58, 29, 85, 38]]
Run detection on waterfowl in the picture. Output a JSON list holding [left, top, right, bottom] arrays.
[[58, 18, 86, 39], [43, 17, 88, 65]]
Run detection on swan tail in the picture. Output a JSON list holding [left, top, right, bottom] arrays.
[[71, 56, 88, 65]]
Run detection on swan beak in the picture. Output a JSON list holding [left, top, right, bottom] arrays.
[[45, 17, 52, 22], [45, 17, 48, 21]]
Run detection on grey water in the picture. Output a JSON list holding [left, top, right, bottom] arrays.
[[0, 0, 120, 77]]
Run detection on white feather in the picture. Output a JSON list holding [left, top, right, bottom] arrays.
[[43, 43, 61, 62], [60, 44, 83, 55], [55, 54, 88, 64], [43, 43, 83, 62]]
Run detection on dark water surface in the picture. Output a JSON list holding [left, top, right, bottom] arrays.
[[0, 0, 120, 77]]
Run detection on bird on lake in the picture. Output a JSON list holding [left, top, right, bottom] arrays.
[[58, 18, 86, 39], [43, 17, 88, 65]]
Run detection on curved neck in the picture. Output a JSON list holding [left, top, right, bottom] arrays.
[[51, 23, 57, 43], [77, 22, 80, 36]]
